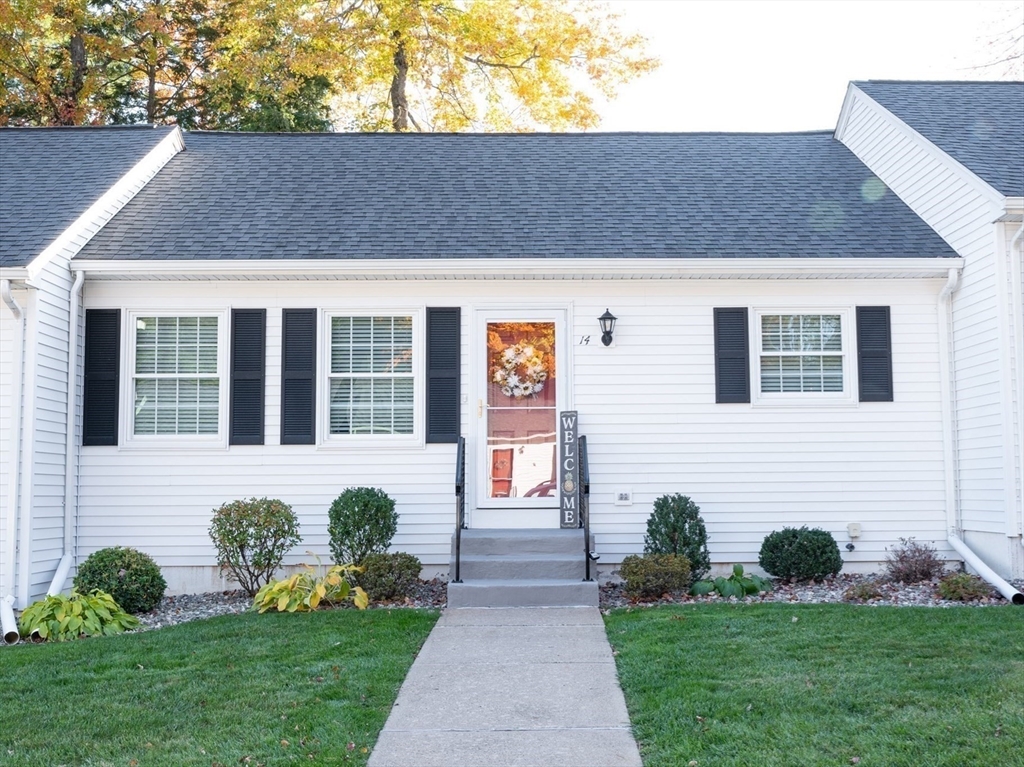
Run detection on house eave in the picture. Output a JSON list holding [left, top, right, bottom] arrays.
[[70, 256, 964, 281]]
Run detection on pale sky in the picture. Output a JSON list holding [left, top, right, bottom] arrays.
[[594, 0, 1024, 132]]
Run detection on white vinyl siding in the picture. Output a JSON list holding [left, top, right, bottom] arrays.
[[79, 278, 952, 593], [328, 315, 414, 435], [838, 86, 1018, 575]]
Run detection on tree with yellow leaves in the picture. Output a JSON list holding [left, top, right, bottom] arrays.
[[1, 0, 657, 131]]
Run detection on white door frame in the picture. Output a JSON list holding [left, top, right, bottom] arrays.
[[470, 305, 572, 528]]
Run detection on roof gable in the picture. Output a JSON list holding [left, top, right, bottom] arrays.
[[78, 131, 955, 261], [0, 125, 178, 268], [854, 80, 1024, 197]]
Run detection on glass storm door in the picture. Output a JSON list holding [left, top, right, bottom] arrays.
[[475, 314, 563, 527]]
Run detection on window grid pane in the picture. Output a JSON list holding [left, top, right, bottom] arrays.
[[329, 315, 414, 435], [134, 316, 219, 435], [760, 314, 843, 394]]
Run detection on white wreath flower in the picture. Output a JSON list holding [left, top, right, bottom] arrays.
[[492, 342, 548, 399]]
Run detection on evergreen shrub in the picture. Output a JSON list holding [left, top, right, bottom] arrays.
[[758, 526, 843, 581], [74, 546, 166, 614], [643, 494, 710, 582], [327, 487, 398, 565]]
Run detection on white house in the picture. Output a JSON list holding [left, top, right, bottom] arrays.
[[1, 80, 1021, 612]]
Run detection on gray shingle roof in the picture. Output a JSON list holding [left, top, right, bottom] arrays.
[[78, 130, 954, 261], [0, 126, 176, 268], [855, 80, 1024, 197]]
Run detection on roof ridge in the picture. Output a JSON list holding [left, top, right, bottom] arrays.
[[0, 124, 169, 132], [184, 129, 837, 138], [856, 79, 1024, 86]]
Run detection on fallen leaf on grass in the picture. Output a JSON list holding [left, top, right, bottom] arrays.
[[850, 758, 860, 764]]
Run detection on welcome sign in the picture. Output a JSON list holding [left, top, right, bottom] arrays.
[[559, 410, 579, 528]]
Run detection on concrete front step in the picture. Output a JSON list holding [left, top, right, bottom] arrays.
[[455, 528, 588, 556], [458, 552, 587, 581], [447, 578, 599, 608]]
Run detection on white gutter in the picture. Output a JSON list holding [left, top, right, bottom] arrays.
[[1, 280, 24, 641], [948, 535, 1024, 605], [71, 256, 964, 282], [48, 272, 85, 596]]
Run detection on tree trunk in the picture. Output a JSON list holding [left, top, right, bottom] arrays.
[[390, 34, 409, 132], [59, 32, 87, 124], [147, 64, 157, 123]]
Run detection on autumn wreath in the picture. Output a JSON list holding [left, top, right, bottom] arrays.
[[492, 342, 548, 398]]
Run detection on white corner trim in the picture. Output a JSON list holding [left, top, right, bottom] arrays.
[[25, 127, 185, 282], [842, 85, 1005, 209], [69, 256, 965, 281], [832, 81, 859, 140]]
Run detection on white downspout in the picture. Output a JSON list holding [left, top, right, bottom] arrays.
[[938, 262, 1024, 604], [48, 270, 85, 596], [937, 268, 960, 538], [1, 280, 24, 642]]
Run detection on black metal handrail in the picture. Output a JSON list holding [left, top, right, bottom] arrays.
[[452, 436, 466, 583], [579, 435, 595, 582]]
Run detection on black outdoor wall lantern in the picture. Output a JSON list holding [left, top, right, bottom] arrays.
[[598, 309, 617, 346]]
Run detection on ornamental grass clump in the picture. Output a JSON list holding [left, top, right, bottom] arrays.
[[74, 546, 166, 614], [884, 537, 944, 583], [643, 494, 710, 582], [758, 526, 843, 581], [619, 553, 691, 600], [328, 487, 398, 565], [209, 497, 301, 596]]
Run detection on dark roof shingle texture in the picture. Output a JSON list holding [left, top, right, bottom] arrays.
[[77, 131, 955, 261], [856, 80, 1024, 197], [0, 126, 176, 267]]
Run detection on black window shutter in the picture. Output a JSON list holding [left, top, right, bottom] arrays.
[[426, 307, 461, 443], [281, 309, 316, 444], [857, 306, 893, 402], [82, 309, 120, 446], [230, 309, 266, 445], [714, 308, 750, 404]]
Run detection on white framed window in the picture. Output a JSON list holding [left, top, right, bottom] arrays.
[[322, 311, 421, 444], [754, 309, 854, 404], [125, 311, 228, 445]]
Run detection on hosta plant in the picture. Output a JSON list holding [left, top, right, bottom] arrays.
[[18, 590, 140, 642], [253, 559, 369, 613], [690, 564, 772, 598]]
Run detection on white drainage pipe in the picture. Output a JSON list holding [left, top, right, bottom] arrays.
[[948, 535, 1024, 605], [1, 595, 18, 644]]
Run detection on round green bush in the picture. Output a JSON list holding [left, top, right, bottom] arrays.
[[643, 494, 710, 581], [328, 487, 398, 565], [357, 552, 422, 601], [73, 547, 167, 614], [619, 553, 691, 600], [209, 497, 301, 596], [758, 527, 843, 581]]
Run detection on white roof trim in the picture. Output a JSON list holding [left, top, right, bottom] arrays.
[[25, 127, 186, 282], [838, 84, 1006, 209], [0, 266, 30, 282], [71, 257, 964, 281]]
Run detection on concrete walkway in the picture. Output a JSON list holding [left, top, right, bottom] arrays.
[[367, 607, 642, 767]]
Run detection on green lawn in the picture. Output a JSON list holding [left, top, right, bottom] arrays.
[[605, 603, 1024, 767], [0, 608, 439, 766]]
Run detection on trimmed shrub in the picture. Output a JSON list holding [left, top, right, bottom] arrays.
[[619, 553, 691, 600], [885, 537, 943, 583], [937, 572, 992, 601], [209, 497, 301, 596], [643, 494, 711, 582], [357, 552, 422, 601], [328, 487, 398, 565], [758, 527, 843, 581], [74, 546, 166, 614], [19, 590, 139, 641]]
